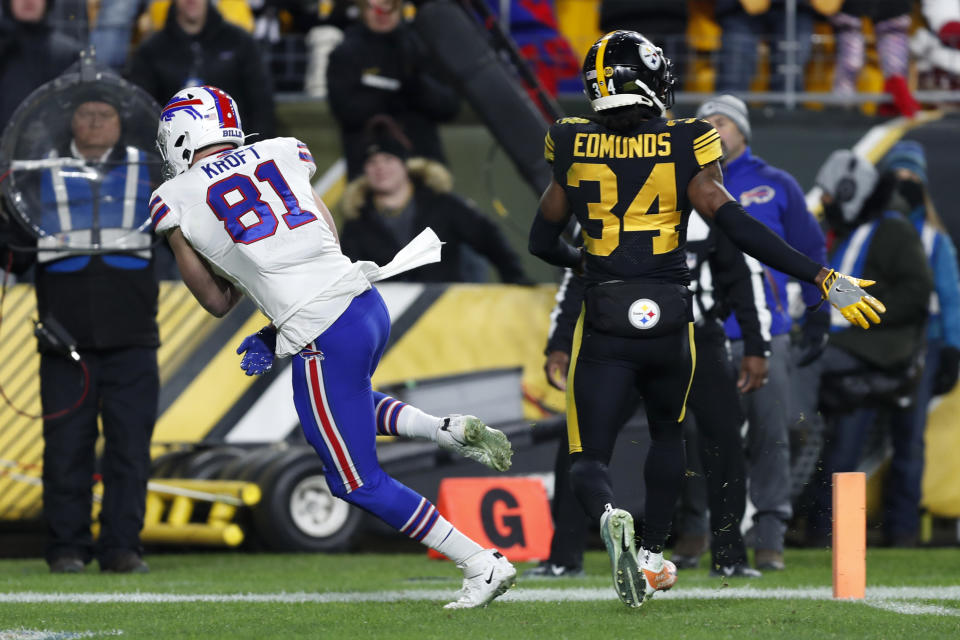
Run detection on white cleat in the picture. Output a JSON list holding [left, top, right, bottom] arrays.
[[600, 505, 645, 608], [437, 415, 513, 471], [640, 547, 678, 601], [444, 549, 517, 609]]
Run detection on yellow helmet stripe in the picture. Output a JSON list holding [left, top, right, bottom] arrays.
[[595, 32, 615, 98]]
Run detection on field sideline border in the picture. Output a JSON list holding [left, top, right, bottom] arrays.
[[0, 586, 957, 617]]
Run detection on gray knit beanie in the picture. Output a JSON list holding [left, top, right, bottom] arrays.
[[696, 94, 751, 142]]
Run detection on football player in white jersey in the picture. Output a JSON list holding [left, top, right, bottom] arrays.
[[151, 86, 516, 608]]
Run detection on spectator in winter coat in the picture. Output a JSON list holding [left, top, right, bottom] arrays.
[[127, 0, 275, 141], [697, 94, 828, 572], [339, 120, 530, 284], [326, 0, 460, 179], [806, 149, 933, 547], [0, 0, 80, 134]]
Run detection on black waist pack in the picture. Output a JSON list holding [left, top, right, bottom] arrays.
[[585, 280, 692, 338]]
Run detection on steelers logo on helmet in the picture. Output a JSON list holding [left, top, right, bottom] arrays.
[[581, 30, 676, 115], [639, 42, 661, 70]]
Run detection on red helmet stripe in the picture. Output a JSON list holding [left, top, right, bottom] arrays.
[[161, 98, 203, 116], [202, 86, 238, 129]]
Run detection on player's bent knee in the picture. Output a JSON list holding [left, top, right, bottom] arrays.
[[648, 419, 684, 443], [325, 466, 386, 507], [569, 456, 609, 488]]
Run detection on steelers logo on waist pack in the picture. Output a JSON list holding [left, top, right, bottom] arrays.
[[628, 298, 661, 330]]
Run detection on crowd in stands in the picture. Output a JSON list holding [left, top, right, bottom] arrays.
[[5, 1, 959, 105], [0, 0, 957, 570]]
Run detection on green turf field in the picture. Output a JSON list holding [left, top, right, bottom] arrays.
[[0, 548, 957, 639]]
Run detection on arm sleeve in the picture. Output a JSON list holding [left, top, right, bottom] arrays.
[[714, 200, 823, 285], [545, 269, 586, 355], [934, 232, 960, 349], [528, 211, 581, 269], [779, 175, 828, 306], [711, 227, 771, 357]]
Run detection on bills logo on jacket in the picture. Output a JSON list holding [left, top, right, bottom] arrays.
[[739, 185, 776, 207]]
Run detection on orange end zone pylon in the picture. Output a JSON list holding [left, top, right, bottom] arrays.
[[832, 471, 866, 599]]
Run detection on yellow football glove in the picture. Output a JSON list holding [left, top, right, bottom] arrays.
[[820, 269, 886, 329]]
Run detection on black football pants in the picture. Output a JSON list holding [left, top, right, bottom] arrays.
[[566, 315, 693, 552]]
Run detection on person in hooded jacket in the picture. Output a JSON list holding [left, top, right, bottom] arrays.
[[805, 149, 933, 547], [127, 0, 275, 141], [326, 0, 459, 179], [0, 0, 81, 134], [339, 119, 530, 284]]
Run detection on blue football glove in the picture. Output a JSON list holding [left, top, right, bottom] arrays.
[[237, 326, 277, 376]]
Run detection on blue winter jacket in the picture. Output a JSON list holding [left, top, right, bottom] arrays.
[[910, 208, 960, 349], [721, 147, 826, 340]]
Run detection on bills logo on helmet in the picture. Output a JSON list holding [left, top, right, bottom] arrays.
[[628, 298, 661, 330], [639, 43, 661, 70], [160, 96, 203, 121], [740, 185, 776, 207]]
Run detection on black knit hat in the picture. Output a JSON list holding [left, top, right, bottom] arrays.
[[363, 134, 410, 162], [362, 114, 413, 162]]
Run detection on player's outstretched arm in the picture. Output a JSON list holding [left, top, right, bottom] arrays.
[[168, 228, 244, 317], [528, 178, 582, 269], [689, 162, 885, 329]]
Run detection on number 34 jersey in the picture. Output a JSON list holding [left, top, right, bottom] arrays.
[[150, 137, 372, 357], [545, 116, 722, 284]]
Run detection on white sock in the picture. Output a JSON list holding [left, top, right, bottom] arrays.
[[395, 404, 442, 441], [641, 548, 664, 572], [423, 516, 484, 565]]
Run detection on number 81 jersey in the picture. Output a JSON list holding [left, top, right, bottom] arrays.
[[545, 116, 722, 284], [150, 137, 372, 356]]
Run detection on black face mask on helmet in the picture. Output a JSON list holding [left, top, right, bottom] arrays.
[[896, 179, 925, 210]]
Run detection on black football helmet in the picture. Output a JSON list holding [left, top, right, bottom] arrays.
[[582, 31, 676, 114]]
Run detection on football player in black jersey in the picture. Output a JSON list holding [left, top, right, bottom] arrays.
[[528, 30, 886, 608]]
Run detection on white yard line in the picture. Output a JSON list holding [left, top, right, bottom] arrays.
[[864, 600, 960, 616], [0, 586, 958, 617], [0, 630, 122, 640]]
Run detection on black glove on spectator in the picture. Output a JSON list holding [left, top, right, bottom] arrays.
[[932, 345, 960, 396], [796, 307, 830, 367]]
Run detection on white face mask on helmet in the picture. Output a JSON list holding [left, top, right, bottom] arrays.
[[156, 85, 245, 181]]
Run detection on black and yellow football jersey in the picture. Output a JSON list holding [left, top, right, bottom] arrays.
[[545, 116, 722, 284]]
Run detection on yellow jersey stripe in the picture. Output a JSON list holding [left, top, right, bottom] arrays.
[[677, 322, 697, 422], [566, 305, 586, 454], [595, 35, 612, 97], [693, 131, 720, 150], [544, 131, 555, 163], [693, 128, 720, 146], [694, 137, 723, 167]]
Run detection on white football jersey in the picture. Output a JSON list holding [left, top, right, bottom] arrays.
[[151, 137, 372, 356]]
